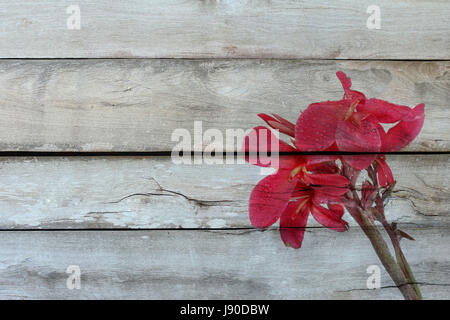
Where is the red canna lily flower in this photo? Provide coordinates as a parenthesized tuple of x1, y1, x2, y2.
(295, 71, 425, 170)
(243, 126, 349, 248)
(282, 192, 348, 248)
(242, 71, 425, 299)
(249, 174, 349, 248)
(242, 71, 424, 249)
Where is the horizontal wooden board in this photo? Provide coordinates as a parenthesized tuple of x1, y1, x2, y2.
(0, 59, 448, 152)
(0, 1, 449, 59)
(0, 155, 447, 229)
(0, 228, 448, 299)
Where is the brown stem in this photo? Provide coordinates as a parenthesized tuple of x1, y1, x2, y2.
(374, 206, 423, 299)
(342, 163, 420, 300)
(358, 208, 419, 300)
(371, 164, 423, 299)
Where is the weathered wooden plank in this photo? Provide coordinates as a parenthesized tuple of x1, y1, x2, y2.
(0, 0, 448, 59)
(0, 155, 447, 229)
(0, 228, 447, 299)
(0, 59, 448, 151)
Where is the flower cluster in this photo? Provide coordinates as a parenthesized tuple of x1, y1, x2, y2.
(243, 71, 424, 248)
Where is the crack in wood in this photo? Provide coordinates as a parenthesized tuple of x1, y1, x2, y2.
(109, 177, 237, 210)
(336, 282, 450, 293)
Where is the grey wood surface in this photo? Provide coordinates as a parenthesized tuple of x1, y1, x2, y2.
(0, 228, 448, 299)
(0, 155, 447, 229)
(0, 1, 448, 59)
(0, 0, 449, 300)
(0, 59, 448, 152)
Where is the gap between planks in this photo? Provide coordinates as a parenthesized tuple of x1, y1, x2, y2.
(0, 151, 449, 157)
(1, 58, 450, 61)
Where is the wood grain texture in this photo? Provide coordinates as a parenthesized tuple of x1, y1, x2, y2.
(1, 0, 449, 301)
(0, 0, 449, 59)
(0, 59, 448, 152)
(0, 228, 448, 299)
(0, 155, 447, 229)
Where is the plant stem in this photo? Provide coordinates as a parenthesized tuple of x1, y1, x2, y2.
(342, 164, 421, 300)
(356, 207, 419, 300)
(375, 209, 423, 299)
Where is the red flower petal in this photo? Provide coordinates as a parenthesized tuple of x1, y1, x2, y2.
(305, 157, 339, 172)
(249, 169, 297, 228)
(336, 71, 352, 91)
(295, 103, 342, 151)
(340, 155, 376, 171)
(336, 120, 381, 152)
(327, 203, 345, 219)
(376, 156, 394, 188)
(336, 71, 366, 102)
(336, 120, 381, 169)
(279, 201, 310, 248)
(306, 173, 349, 187)
(242, 126, 296, 168)
(272, 114, 296, 130)
(358, 98, 412, 123)
(310, 202, 349, 232)
(382, 104, 425, 152)
(312, 186, 349, 203)
(375, 123, 388, 149)
(258, 113, 295, 137)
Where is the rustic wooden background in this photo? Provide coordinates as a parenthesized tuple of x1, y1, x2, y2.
(0, 0, 449, 299)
